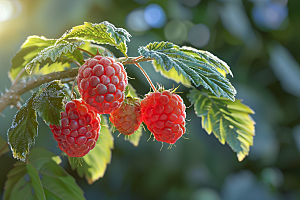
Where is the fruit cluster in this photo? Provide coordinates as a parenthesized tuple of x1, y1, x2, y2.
(50, 55, 186, 157)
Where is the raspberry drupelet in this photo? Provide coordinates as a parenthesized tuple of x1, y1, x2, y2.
(141, 90, 186, 144)
(50, 99, 101, 157)
(77, 55, 128, 114)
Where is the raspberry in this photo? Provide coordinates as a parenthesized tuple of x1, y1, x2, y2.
(110, 97, 142, 135)
(77, 55, 128, 114)
(50, 99, 101, 157)
(141, 90, 186, 144)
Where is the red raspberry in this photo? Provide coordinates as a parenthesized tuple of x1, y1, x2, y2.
(141, 90, 186, 144)
(50, 99, 101, 157)
(77, 55, 128, 114)
(110, 97, 142, 135)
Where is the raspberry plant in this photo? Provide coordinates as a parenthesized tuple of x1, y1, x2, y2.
(0, 21, 255, 199)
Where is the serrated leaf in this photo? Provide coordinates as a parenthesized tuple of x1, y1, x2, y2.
(9, 36, 57, 82)
(187, 88, 255, 161)
(7, 92, 39, 161)
(4, 147, 85, 200)
(139, 41, 236, 101)
(33, 80, 66, 125)
(126, 126, 143, 147)
(25, 40, 85, 74)
(0, 136, 9, 156)
(69, 115, 113, 184)
(59, 21, 131, 56)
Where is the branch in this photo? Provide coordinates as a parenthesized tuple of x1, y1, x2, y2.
(116, 56, 154, 65)
(0, 68, 79, 113)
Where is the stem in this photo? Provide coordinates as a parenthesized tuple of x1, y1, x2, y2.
(116, 57, 154, 65)
(134, 63, 156, 92)
(0, 55, 153, 113)
(0, 68, 79, 113)
(77, 48, 94, 57)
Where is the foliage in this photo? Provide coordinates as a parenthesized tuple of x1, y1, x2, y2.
(1, 20, 256, 199)
(188, 88, 255, 161)
(3, 148, 85, 200)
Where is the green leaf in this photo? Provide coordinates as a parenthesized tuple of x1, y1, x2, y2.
(7, 92, 39, 161)
(33, 80, 66, 125)
(69, 115, 113, 184)
(125, 126, 143, 147)
(58, 21, 131, 56)
(9, 36, 57, 82)
(4, 147, 85, 200)
(0, 136, 9, 156)
(26, 163, 46, 200)
(153, 60, 192, 86)
(139, 42, 236, 101)
(187, 88, 255, 161)
(25, 40, 84, 74)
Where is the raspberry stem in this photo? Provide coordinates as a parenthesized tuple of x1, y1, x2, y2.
(77, 48, 95, 57)
(134, 63, 156, 92)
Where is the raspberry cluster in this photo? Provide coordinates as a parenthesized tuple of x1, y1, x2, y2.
(77, 55, 128, 114)
(141, 90, 186, 144)
(50, 100, 100, 157)
(110, 97, 142, 135)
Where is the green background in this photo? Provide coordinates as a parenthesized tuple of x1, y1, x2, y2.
(1, 0, 300, 199)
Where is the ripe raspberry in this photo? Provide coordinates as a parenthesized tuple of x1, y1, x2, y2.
(141, 90, 186, 144)
(110, 97, 142, 135)
(50, 99, 101, 157)
(77, 55, 128, 114)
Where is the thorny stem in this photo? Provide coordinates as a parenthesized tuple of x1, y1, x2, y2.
(0, 55, 153, 114)
(0, 68, 79, 113)
(134, 63, 156, 92)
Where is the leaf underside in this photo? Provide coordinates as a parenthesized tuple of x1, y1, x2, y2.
(188, 88, 255, 161)
(33, 80, 66, 126)
(139, 41, 236, 101)
(7, 92, 39, 161)
(69, 115, 114, 184)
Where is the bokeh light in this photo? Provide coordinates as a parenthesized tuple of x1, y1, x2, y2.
(188, 24, 210, 48)
(164, 20, 189, 45)
(126, 8, 150, 32)
(252, 2, 288, 30)
(144, 3, 166, 28)
(0, 0, 14, 22)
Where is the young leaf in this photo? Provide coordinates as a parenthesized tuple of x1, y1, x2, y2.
(69, 115, 113, 184)
(0, 136, 9, 156)
(139, 41, 236, 101)
(58, 21, 131, 56)
(187, 88, 255, 161)
(9, 36, 57, 82)
(7, 92, 39, 161)
(25, 40, 85, 74)
(33, 80, 66, 125)
(4, 147, 85, 200)
(126, 126, 143, 147)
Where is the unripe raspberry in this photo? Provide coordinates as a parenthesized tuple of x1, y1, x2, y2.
(77, 55, 128, 114)
(110, 97, 142, 135)
(141, 90, 186, 144)
(50, 99, 100, 157)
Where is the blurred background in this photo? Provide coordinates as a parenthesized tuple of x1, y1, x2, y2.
(1, 0, 300, 199)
